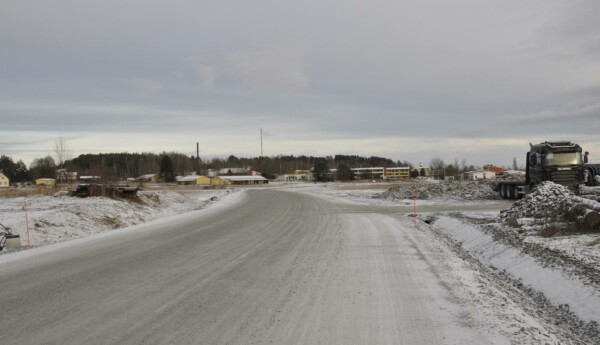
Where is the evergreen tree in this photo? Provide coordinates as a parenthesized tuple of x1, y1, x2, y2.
(313, 159, 329, 182)
(160, 155, 175, 182)
(337, 164, 354, 181)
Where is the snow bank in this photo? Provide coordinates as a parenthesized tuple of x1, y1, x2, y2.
(0, 189, 237, 249)
(378, 180, 499, 201)
(433, 216, 600, 325)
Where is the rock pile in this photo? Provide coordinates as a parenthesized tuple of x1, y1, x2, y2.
(499, 182, 600, 236)
(378, 180, 499, 201)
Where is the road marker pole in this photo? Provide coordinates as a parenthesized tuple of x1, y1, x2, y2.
(24, 195, 31, 248)
(413, 185, 417, 228)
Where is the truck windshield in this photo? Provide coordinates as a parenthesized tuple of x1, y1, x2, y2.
(545, 152, 582, 165)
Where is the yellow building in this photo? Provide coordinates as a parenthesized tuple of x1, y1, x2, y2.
(197, 176, 211, 185)
(36, 178, 57, 187)
(383, 167, 411, 179)
(210, 177, 231, 186)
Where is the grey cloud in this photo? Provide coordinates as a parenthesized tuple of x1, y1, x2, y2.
(2, 0, 600, 165)
(226, 43, 310, 93)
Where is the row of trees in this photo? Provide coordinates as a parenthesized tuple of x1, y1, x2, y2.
(0, 155, 61, 182)
(2, 147, 503, 184)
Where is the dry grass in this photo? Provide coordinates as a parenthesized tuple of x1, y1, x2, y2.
(0, 186, 66, 198)
(539, 224, 563, 238)
(101, 216, 122, 229)
(587, 238, 600, 247)
(505, 216, 520, 228)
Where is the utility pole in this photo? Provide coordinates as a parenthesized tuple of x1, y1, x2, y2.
(260, 128, 263, 157)
(196, 142, 200, 174)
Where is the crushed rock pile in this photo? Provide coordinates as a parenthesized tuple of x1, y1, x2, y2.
(378, 180, 500, 201)
(499, 182, 600, 235)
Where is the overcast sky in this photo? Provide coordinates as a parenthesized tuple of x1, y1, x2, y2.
(1, 0, 599, 168)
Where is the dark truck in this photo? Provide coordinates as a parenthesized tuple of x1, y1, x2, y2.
(497, 141, 589, 199)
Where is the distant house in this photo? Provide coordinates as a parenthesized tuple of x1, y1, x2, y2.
(0, 172, 9, 188)
(56, 169, 78, 183)
(136, 174, 159, 183)
(36, 178, 57, 187)
(277, 170, 314, 182)
(80, 176, 101, 183)
(483, 165, 504, 175)
(176, 175, 215, 186)
(220, 175, 269, 185)
(466, 170, 496, 180)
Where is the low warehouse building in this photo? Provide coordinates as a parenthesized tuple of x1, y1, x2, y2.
(210, 177, 229, 186)
(466, 170, 496, 180)
(176, 175, 212, 186)
(36, 178, 57, 187)
(220, 176, 269, 185)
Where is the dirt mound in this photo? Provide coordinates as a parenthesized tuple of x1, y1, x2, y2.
(499, 182, 600, 236)
(378, 180, 499, 201)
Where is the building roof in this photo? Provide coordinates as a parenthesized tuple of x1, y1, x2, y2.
(138, 174, 157, 178)
(176, 175, 204, 182)
(220, 176, 267, 181)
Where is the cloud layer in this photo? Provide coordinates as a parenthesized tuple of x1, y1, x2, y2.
(1, 0, 599, 166)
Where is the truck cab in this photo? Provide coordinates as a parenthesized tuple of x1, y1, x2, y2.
(526, 141, 586, 193)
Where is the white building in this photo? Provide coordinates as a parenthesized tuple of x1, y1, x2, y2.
(277, 170, 314, 182)
(466, 170, 496, 180)
(0, 172, 9, 188)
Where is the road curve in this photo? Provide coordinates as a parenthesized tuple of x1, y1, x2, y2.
(1, 189, 464, 344)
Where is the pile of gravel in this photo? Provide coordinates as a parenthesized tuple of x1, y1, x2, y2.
(378, 180, 500, 201)
(499, 182, 600, 236)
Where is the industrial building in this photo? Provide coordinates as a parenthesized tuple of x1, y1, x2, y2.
(220, 176, 269, 185)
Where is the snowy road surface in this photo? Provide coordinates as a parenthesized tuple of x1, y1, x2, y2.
(0, 190, 565, 344)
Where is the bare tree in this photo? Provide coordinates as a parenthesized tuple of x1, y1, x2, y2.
(461, 158, 468, 173)
(55, 135, 71, 169)
(512, 157, 518, 170)
(429, 157, 445, 179)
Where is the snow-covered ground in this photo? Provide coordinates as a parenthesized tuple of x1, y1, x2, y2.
(286, 181, 600, 343)
(2, 181, 599, 342)
(0, 188, 237, 249)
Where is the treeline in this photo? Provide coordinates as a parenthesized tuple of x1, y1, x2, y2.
(0, 152, 411, 183)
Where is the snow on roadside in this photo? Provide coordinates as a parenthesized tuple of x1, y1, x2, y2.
(379, 180, 500, 201)
(0, 189, 236, 249)
(393, 216, 567, 344)
(433, 216, 600, 328)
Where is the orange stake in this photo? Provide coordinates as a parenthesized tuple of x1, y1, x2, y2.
(24, 195, 31, 248)
(413, 185, 417, 228)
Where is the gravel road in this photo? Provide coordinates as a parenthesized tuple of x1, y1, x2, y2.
(0, 190, 557, 344)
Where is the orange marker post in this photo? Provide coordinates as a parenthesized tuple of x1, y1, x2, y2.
(24, 195, 31, 248)
(413, 185, 417, 228)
